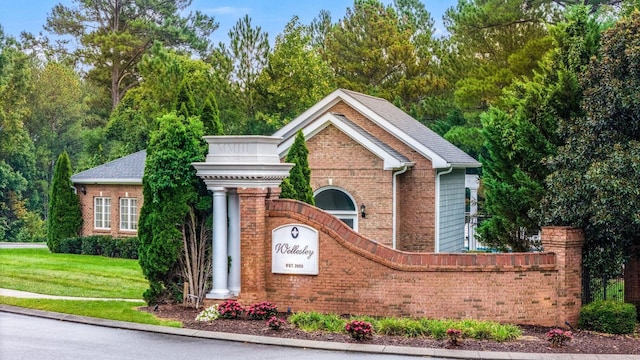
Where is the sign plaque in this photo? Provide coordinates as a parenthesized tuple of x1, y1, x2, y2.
(272, 224, 319, 275)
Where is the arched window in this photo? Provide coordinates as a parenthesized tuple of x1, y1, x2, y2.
(314, 187, 358, 230)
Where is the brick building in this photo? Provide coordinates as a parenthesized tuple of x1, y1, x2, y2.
(71, 89, 480, 252)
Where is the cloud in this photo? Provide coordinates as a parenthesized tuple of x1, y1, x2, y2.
(202, 7, 250, 16)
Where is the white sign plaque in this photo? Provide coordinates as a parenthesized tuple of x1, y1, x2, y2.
(272, 224, 319, 275)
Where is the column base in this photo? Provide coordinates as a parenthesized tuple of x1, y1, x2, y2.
(205, 290, 234, 300)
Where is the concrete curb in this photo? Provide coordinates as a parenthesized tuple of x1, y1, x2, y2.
(1, 305, 638, 360)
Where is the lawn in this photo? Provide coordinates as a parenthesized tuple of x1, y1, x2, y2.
(0, 297, 181, 327)
(0, 248, 147, 299)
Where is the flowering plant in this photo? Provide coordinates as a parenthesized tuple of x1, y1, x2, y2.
(266, 316, 286, 330)
(345, 320, 373, 341)
(217, 300, 245, 319)
(446, 328, 462, 347)
(546, 328, 573, 347)
(195, 305, 219, 321)
(247, 301, 278, 320)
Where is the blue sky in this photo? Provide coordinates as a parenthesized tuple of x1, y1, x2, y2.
(0, 1, 457, 45)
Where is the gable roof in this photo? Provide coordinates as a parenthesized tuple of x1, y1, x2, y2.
(273, 89, 481, 169)
(71, 150, 146, 184)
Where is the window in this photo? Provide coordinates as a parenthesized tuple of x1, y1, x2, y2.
(94, 197, 111, 229)
(120, 198, 138, 231)
(314, 187, 358, 230)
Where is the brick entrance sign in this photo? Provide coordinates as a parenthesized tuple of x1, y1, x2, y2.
(232, 199, 584, 327)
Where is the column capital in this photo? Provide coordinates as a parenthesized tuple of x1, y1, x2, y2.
(209, 186, 227, 193)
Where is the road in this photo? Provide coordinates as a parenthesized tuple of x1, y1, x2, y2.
(0, 312, 447, 360)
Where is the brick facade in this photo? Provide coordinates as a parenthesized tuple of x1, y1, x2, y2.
(233, 199, 584, 327)
(76, 184, 143, 237)
(625, 257, 640, 307)
(302, 101, 437, 251)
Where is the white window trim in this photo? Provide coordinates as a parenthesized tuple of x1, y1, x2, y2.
(313, 186, 359, 231)
(94, 197, 111, 230)
(119, 198, 138, 231)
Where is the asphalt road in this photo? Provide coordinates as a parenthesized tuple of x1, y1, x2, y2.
(0, 313, 445, 360)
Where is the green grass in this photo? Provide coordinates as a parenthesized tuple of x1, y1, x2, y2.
(0, 296, 181, 327)
(0, 248, 146, 299)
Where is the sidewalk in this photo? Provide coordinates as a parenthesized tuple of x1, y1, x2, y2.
(1, 298, 638, 360)
(0, 288, 141, 302)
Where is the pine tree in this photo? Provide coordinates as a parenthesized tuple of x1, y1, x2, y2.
(280, 130, 314, 205)
(47, 151, 82, 253)
(201, 94, 224, 135)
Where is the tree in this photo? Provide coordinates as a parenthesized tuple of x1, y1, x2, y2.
(47, 151, 82, 252)
(0, 29, 40, 241)
(542, 10, 640, 273)
(201, 94, 224, 136)
(254, 16, 334, 132)
(324, 0, 441, 112)
(478, 5, 603, 251)
(138, 113, 210, 304)
(45, 0, 217, 109)
(280, 131, 314, 205)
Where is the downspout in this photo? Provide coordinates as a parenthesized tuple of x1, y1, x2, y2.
(392, 165, 409, 249)
(434, 166, 453, 253)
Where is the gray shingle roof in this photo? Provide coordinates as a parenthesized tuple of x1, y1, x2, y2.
(71, 150, 146, 184)
(340, 89, 480, 167)
(332, 113, 411, 164)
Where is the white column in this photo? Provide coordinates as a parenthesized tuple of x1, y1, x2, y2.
(227, 189, 241, 295)
(207, 187, 231, 298)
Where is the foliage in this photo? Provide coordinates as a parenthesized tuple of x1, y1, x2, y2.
(195, 305, 220, 322)
(267, 316, 286, 330)
(255, 16, 333, 129)
(280, 130, 314, 205)
(546, 328, 573, 347)
(479, 5, 603, 251)
(0, 297, 181, 328)
(217, 300, 245, 319)
(45, 0, 217, 109)
(246, 301, 278, 320)
(0, 248, 146, 299)
(137, 113, 209, 304)
(59, 236, 139, 259)
(541, 10, 640, 271)
(446, 328, 462, 347)
(47, 151, 82, 253)
(0, 31, 39, 242)
(345, 320, 373, 341)
(579, 300, 637, 334)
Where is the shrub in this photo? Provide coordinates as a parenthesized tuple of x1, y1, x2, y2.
(267, 316, 286, 330)
(117, 237, 139, 259)
(345, 320, 373, 341)
(247, 301, 277, 320)
(446, 328, 462, 347)
(546, 328, 572, 347)
(59, 237, 83, 254)
(195, 305, 219, 321)
(579, 300, 637, 334)
(81, 236, 105, 255)
(218, 300, 245, 319)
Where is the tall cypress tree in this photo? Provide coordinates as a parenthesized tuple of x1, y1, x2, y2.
(280, 130, 314, 205)
(201, 94, 224, 135)
(47, 151, 82, 253)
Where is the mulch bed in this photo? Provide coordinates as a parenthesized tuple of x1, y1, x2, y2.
(142, 304, 640, 355)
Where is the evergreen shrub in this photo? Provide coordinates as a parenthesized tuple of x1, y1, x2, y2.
(579, 300, 637, 334)
(59, 237, 83, 254)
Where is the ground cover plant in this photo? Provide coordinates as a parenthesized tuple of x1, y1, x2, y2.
(0, 248, 146, 299)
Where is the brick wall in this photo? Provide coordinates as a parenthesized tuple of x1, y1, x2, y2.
(302, 101, 437, 251)
(625, 257, 640, 306)
(235, 198, 584, 327)
(75, 183, 143, 237)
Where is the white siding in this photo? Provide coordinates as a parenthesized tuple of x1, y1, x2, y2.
(439, 169, 466, 252)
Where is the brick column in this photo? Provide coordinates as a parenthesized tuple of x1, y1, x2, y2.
(237, 187, 271, 304)
(541, 226, 584, 328)
(625, 257, 640, 308)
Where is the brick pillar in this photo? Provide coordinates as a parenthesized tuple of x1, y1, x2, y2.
(237, 187, 271, 304)
(625, 257, 640, 307)
(541, 226, 584, 328)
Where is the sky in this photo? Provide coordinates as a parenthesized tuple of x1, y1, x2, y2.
(0, 0, 457, 45)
